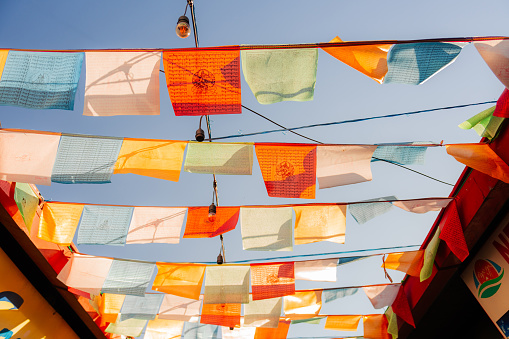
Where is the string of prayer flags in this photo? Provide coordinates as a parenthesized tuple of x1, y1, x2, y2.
(203, 265, 250, 304)
(145, 319, 185, 339)
(420, 228, 441, 281)
(322, 287, 359, 303)
(283, 291, 322, 315)
(474, 39, 509, 89)
(322, 37, 392, 83)
(99, 293, 125, 325)
(105, 318, 148, 337)
(77, 205, 134, 245)
(383, 42, 465, 85)
(391, 198, 452, 213)
(383, 251, 424, 277)
(363, 314, 390, 339)
(244, 296, 283, 328)
(241, 48, 318, 104)
(294, 258, 338, 282)
(0, 49, 8, 77)
(119, 294, 165, 321)
(182, 322, 221, 339)
(385, 307, 399, 339)
(372, 144, 428, 165)
(184, 142, 253, 175)
(157, 294, 202, 322)
(362, 284, 401, 309)
(241, 207, 293, 251)
(293, 205, 346, 245)
(349, 196, 397, 224)
(250, 262, 295, 300)
(0, 130, 61, 185)
(113, 138, 187, 182)
(222, 320, 257, 339)
(101, 259, 156, 296)
(126, 207, 186, 244)
(14, 183, 39, 230)
(200, 303, 241, 328)
(391, 287, 415, 327)
(152, 263, 206, 300)
(494, 88, 509, 118)
(445, 143, 509, 183)
(324, 315, 362, 332)
(0, 51, 83, 110)
(163, 49, 241, 116)
(51, 134, 123, 184)
(84, 51, 161, 116)
(184, 206, 239, 238)
(38, 202, 84, 244)
(438, 200, 469, 261)
(254, 319, 291, 339)
(255, 144, 316, 199)
(57, 253, 113, 295)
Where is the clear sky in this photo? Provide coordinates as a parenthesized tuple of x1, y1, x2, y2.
(1, 0, 508, 337)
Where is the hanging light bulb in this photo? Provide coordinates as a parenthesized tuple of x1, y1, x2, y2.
(195, 127, 205, 141)
(176, 16, 191, 38)
(217, 253, 223, 265)
(208, 203, 217, 222)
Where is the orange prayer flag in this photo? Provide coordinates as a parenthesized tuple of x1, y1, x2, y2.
(152, 263, 206, 300)
(446, 144, 509, 183)
(283, 291, 322, 315)
(363, 314, 390, 339)
(324, 315, 362, 331)
(251, 262, 295, 300)
(383, 251, 424, 277)
(184, 206, 239, 238)
(0, 50, 8, 78)
(163, 48, 241, 116)
(254, 319, 291, 339)
(38, 202, 84, 245)
(293, 204, 346, 245)
(99, 293, 125, 325)
(200, 303, 241, 328)
(255, 144, 317, 199)
(322, 37, 392, 83)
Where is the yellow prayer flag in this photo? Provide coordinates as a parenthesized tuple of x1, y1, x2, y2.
(99, 293, 126, 325)
(383, 251, 424, 277)
(324, 315, 362, 331)
(283, 290, 322, 315)
(38, 202, 84, 245)
(0, 50, 8, 79)
(293, 205, 346, 245)
(152, 263, 206, 300)
(145, 319, 184, 339)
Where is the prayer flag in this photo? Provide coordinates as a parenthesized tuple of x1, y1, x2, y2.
(383, 251, 424, 277)
(105, 318, 148, 337)
(322, 287, 359, 303)
(349, 196, 397, 224)
(321, 37, 391, 83)
(0, 130, 61, 185)
(290, 317, 324, 325)
(459, 106, 504, 140)
(38, 202, 84, 245)
(421, 228, 441, 282)
(392, 198, 452, 214)
(152, 263, 206, 300)
(102, 259, 156, 296)
(325, 315, 362, 331)
(294, 258, 338, 282)
(391, 287, 414, 327)
(255, 144, 316, 199)
(57, 253, 113, 295)
(439, 200, 469, 261)
(250, 262, 295, 300)
(283, 291, 322, 315)
(203, 265, 250, 304)
(200, 303, 241, 328)
(446, 143, 509, 183)
(163, 48, 241, 116)
(254, 319, 291, 339)
(119, 294, 165, 321)
(363, 314, 390, 339)
(317, 145, 377, 189)
(158, 294, 202, 322)
(222, 319, 256, 339)
(363, 284, 401, 309)
(474, 39, 509, 89)
(184, 206, 239, 238)
(99, 293, 125, 324)
(0, 50, 8, 78)
(293, 205, 346, 245)
(184, 142, 253, 175)
(386, 307, 398, 339)
(242, 48, 318, 104)
(145, 319, 185, 339)
(372, 144, 428, 165)
(244, 296, 282, 328)
(113, 138, 187, 182)
(241, 207, 293, 251)
(14, 183, 39, 230)
(0, 51, 83, 110)
(77, 205, 134, 245)
(126, 207, 186, 244)
(494, 88, 509, 118)
(384, 42, 464, 85)
(182, 322, 221, 339)
(51, 134, 123, 184)
(84, 51, 161, 116)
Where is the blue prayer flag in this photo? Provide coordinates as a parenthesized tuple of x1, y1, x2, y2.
(77, 205, 134, 245)
(102, 260, 156, 296)
(119, 294, 164, 321)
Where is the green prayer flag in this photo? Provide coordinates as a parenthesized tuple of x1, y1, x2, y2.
(105, 317, 147, 337)
(184, 142, 253, 175)
(291, 316, 324, 325)
(420, 228, 441, 282)
(386, 307, 398, 339)
(14, 183, 39, 230)
(458, 106, 504, 140)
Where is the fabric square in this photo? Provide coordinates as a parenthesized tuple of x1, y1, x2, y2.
(293, 205, 346, 245)
(105, 318, 148, 337)
(0, 130, 61, 185)
(384, 42, 465, 84)
(84, 51, 161, 116)
(14, 183, 39, 230)
(349, 196, 397, 224)
(459, 106, 504, 140)
(38, 202, 84, 245)
(325, 315, 362, 331)
(158, 294, 202, 322)
(99, 293, 125, 324)
(126, 207, 186, 244)
(391, 287, 415, 327)
(102, 259, 156, 296)
(0, 51, 83, 110)
(200, 303, 241, 328)
(145, 319, 185, 339)
(494, 88, 509, 118)
(392, 198, 452, 214)
(255, 144, 316, 199)
(184, 142, 253, 175)
(363, 284, 401, 309)
(152, 263, 206, 300)
(290, 317, 324, 325)
(383, 251, 424, 277)
(253, 319, 291, 339)
(163, 48, 241, 116)
(251, 262, 295, 301)
(283, 291, 322, 315)
(386, 307, 399, 339)
(474, 39, 509, 89)
(294, 258, 338, 282)
(363, 314, 390, 339)
(241, 207, 293, 251)
(184, 206, 239, 238)
(182, 322, 221, 339)
(322, 287, 359, 303)
(113, 138, 187, 182)
(372, 144, 428, 165)
(439, 200, 469, 261)
(244, 296, 282, 328)
(421, 227, 441, 282)
(51, 134, 123, 184)
(119, 294, 165, 321)
(203, 265, 250, 304)
(242, 48, 318, 104)
(77, 205, 134, 245)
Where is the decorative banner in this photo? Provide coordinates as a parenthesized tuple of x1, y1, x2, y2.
(363, 314, 390, 339)
(163, 49, 241, 116)
(250, 262, 295, 300)
(105, 318, 148, 337)
(494, 88, 509, 118)
(184, 206, 239, 238)
(349, 196, 397, 224)
(255, 144, 316, 199)
(0, 130, 61, 185)
(283, 290, 322, 315)
(474, 39, 509, 89)
(101, 259, 156, 296)
(0, 51, 83, 110)
(119, 293, 165, 321)
(203, 265, 250, 304)
(244, 296, 282, 328)
(241, 207, 293, 251)
(0, 49, 8, 77)
(392, 198, 452, 213)
(438, 200, 469, 261)
(51, 134, 124, 184)
(290, 316, 324, 325)
(152, 263, 206, 300)
(184, 142, 253, 175)
(77, 205, 134, 245)
(384, 42, 465, 85)
(362, 284, 400, 309)
(182, 322, 221, 339)
(293, 205, 346, 245)
(113, 138, 187, 182)
(421, 228, 441, 282)
(386, 307, 399, 339)
(200, 303, 241, 328)
(322, 287, 359, 303)
(157, 294, 202, 322)
(459, 106, 504, 140)
(84, 51, 161, 116)
(391, 287, 415, 327)
(253, 319, 291, 339)
(383, 251, 424, 277)
(321, 37, 391, 83)
(294, 258, 338, 282)
(145, 319, 185, 339)
(324, 315, 362, 331)
(38, 202, 84, 245)
(99, 293, 125, 324)
(13, 183, 39, 230)
(241, 48, 318, 104)
(316, 145, 377, 189)
(126, 207, 187, 244)
(372, 144, 428, 165)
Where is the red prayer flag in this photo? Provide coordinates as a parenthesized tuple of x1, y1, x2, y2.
(439, 200, 469, 261)
(494, 88, 509, 118)
(391, 287, 415, 327)
(251, 262, 295, 300)
(200, 303, 241, 328)
(184, 206, 239, 238)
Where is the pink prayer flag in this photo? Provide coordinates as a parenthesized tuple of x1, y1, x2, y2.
(362, 284, 401, 309)
(126, 207, 186, 244)
(474, 39, 509, 89)
(158, 294, 202, 322)
(294, 258, 337, 282)
(392, 198, 452, 213)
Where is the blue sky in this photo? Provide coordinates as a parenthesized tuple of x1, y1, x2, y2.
(1, 0, 509, 337)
